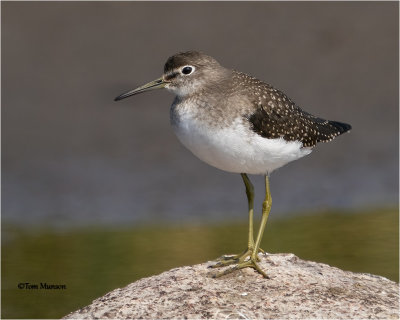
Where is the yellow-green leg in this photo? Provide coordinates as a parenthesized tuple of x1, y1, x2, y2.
(211, 174, 272, 278)
(216, 173, 264, 262)
(243, 173, 255, 250)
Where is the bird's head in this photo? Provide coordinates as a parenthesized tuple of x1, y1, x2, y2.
(114, 51, 227, 101)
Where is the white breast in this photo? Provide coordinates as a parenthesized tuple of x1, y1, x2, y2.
(171, 107, 312, 175)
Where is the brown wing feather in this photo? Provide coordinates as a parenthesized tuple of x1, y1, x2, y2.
(232, 72, 351, 147)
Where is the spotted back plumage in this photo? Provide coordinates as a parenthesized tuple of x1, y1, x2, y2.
(231, 72, 351, 147)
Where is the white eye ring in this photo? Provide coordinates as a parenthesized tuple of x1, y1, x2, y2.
(181, 65, 195, 75)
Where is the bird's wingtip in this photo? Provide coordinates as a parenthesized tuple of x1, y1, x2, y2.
(329, 120, 352, 134)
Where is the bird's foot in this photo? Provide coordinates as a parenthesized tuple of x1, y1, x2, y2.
(216, 246, 265, 264)
(210, 253, 269, 279)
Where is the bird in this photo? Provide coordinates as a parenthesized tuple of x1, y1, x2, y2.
(114, 51, 351, 278)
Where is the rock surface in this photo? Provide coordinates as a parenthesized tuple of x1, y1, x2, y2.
(63, 253, 399, 319)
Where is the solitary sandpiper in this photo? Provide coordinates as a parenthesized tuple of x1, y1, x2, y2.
(115, 51, 351, 278)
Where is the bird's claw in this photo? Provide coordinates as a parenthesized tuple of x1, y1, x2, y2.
(210, 247, 268, 278)
(211, 254, 269, 279)
(215, 247, 265, 264)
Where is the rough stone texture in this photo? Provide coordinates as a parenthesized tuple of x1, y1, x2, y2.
(63, 253, 399, 319)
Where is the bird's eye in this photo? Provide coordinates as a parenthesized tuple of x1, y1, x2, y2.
(181, 66, 194, 75)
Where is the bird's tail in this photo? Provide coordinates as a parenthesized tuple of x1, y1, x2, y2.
(327, 120, 352, 136)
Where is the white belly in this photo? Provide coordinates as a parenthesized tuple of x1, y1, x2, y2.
(171, 114, 312, 175)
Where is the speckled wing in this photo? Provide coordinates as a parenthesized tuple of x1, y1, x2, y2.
(235, 72, 351, 147)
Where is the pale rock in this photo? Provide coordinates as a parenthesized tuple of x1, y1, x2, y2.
(63, 253, 399, 319)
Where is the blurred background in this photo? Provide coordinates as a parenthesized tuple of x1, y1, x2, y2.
(2, 1, 398, 318)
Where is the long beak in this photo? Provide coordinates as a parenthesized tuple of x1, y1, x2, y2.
(114, 77, 166, 101)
